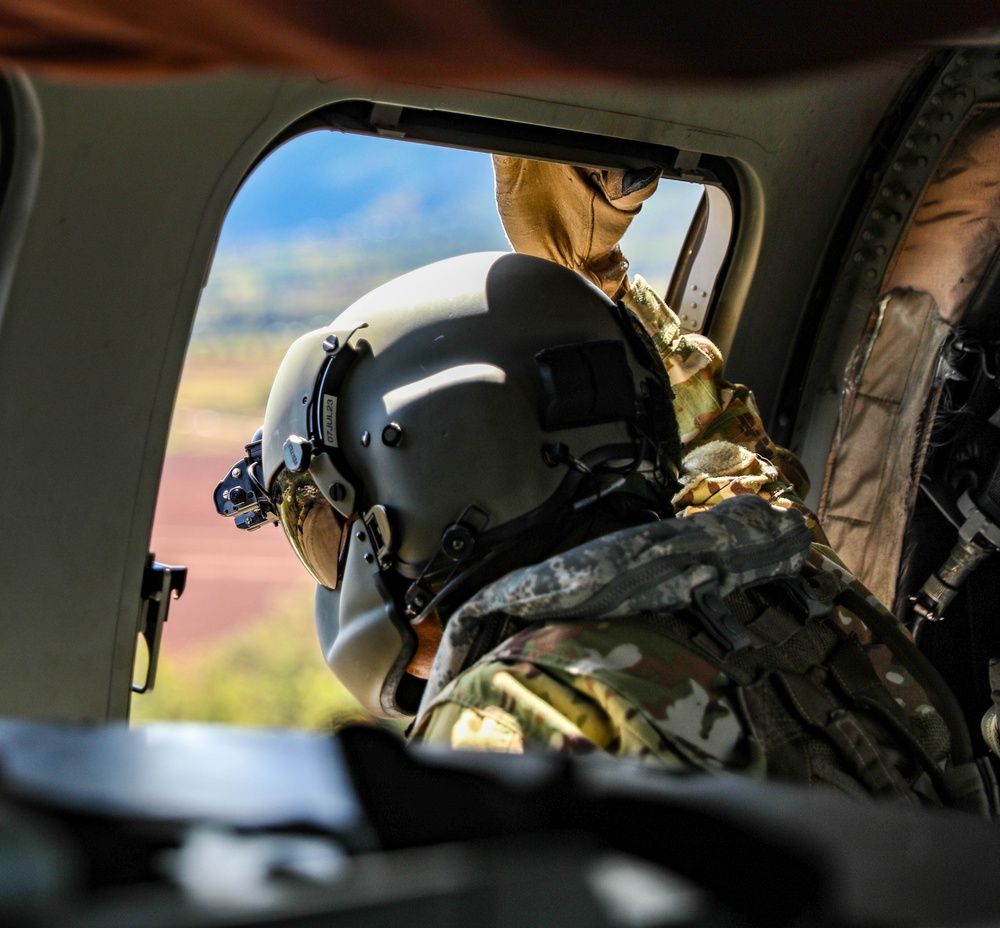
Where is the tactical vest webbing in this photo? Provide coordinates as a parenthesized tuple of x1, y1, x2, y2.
(651, 572, 997, 815)
(416, 495, 998, 815)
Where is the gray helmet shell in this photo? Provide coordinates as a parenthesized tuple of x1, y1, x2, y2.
(262, 251, 666, 716)
(330, 251, 644, 570)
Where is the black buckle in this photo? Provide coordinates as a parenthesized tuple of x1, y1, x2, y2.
(691, 582, 752, 652)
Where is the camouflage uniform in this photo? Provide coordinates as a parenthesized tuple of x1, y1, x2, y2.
(411, 492, 959, 798)
(411, 287, 963, 804)
(621, 277, 822, 542)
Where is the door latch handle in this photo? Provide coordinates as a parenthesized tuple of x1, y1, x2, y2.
(132, 553, 187, 694)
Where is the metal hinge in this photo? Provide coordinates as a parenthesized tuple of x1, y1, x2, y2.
(132, 553, 187, 694)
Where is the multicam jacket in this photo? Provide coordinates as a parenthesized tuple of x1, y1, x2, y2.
(410, 285, 987, 807)
(621, 276, 818, 535)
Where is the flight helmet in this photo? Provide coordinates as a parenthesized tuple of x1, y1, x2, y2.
(216, 252, 680, 716)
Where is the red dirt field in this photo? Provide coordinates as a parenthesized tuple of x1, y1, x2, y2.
(150, 453, 314, 659)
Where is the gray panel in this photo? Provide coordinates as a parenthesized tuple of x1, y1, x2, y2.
(0, 74, 300, 719)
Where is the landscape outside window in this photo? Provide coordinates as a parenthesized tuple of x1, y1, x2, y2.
(132, 131, 704, 729)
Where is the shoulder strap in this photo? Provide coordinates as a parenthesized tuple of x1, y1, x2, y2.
(833, 587, 974, 764)
(832, 587, 1000, 816)
(652, 576, 999, 813)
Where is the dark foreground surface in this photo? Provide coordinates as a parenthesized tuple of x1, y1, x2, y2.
(2, 720, 1000, 928)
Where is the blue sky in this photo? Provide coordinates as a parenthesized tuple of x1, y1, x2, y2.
(219, 131, 508, 249)
(198, 131, 703, 337)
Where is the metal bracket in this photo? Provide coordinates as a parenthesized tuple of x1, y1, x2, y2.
(132, 554, 188, 694)
(363, 505, 395, 570)
(369, 103, 406, 139)
(912, 491, 1000, 622)
(214, 436, 278, 532)
(958, 490, 1000, 548)
(665, 184, 733, 333)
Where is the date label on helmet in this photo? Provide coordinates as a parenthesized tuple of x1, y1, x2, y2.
(323, 395, 338, 447)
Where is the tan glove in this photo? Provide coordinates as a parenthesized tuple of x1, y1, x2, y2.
(493, 156, 660, 301)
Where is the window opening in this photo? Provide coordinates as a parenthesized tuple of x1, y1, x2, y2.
(135, 127, 714, 729)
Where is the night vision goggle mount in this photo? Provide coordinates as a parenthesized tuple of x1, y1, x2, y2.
(213, 433, 278, 532)
(213, 327, 366, 534)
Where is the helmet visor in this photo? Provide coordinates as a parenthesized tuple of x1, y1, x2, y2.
(273, 468, 351, 590)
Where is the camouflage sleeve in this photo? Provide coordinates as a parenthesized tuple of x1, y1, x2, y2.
(413, 691, 527, 753)
(621, 276, 830, 546)
(413, 659, 606, 754)
(411, 622, 753, 774)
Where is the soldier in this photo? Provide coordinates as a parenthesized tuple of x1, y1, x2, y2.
(217, 248, 994, 812)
